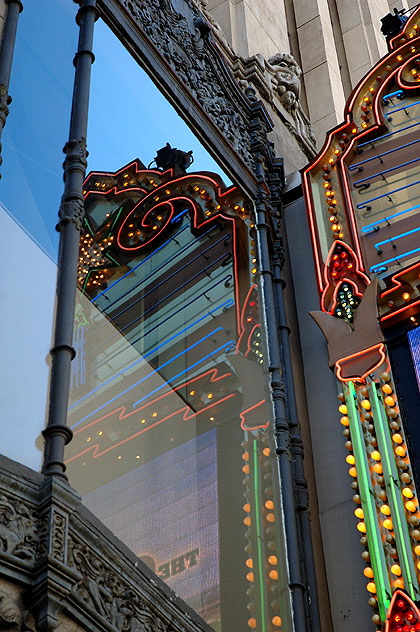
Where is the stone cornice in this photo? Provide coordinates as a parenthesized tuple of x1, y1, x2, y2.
(0, 455, 212, 632)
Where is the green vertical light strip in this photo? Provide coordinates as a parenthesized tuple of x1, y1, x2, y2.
(368, 382, 419, 601)
(346, 382, 391, 620)
(252, 440, 268, 632)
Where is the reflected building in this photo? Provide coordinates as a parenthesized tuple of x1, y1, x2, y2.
(65, 155, 290, 630)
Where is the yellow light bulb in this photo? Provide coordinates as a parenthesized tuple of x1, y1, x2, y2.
(403, 488, 414, 499)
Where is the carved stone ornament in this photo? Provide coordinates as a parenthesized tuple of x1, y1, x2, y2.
(186, 0, 316, 158)
(0, 586, 37, 632)
(116, 0, 253, 169)
(68, 536, 176, 632)
(0, 493, 38, 563)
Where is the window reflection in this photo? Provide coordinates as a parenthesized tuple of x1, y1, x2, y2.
(66, 155, 291, 631)
(0, 0, 77, 469)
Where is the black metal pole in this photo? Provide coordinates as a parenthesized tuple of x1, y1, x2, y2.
(0, 0, 23, 167)
(272, 246, 322, 632)
(42, 0, 97, 478)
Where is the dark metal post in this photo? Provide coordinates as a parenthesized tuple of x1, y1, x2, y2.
(43, 0, 98, 478)
(248, 91, 308, 632)
(272, 245, 322, 632)
(0, 0, 23, 167)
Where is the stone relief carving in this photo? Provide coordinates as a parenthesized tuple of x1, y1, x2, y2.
(118, 0, 253, 168)
(0, 588, 36, 631)
(185, 0, 317, 157)
(0, 494, 37, 562)
(68, 537, 175, 632)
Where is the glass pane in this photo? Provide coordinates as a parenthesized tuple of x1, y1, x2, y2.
(0, 0, 77, 469)
(65, 19, 291, 632)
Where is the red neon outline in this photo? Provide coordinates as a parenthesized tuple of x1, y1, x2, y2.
(236, 284, 259, 354)
(380, 297, 420, 322)
(302, 20, 420, 299)
(335, 343, 387, 382)
(83, 167, 245, 332)
(66, 368, 236, 462)
(384, 589, 420, 632)
(321, 240, 369, 312)
(380, 261, 420, 298)
(239, 400, 269, 431)
(117, 200, 176, 251)
(66, 393, 236, 463)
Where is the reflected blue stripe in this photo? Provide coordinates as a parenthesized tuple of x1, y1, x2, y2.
(70, 328, 228, 428)
(69, 300, 234, 411)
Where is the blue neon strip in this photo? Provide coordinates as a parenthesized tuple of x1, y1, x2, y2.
(132, 340, 236, 408)
(362, 203, 420, 233)
(356, 179, 420, 209)
(375, 226, 420, 248)
(70, 336, 235, 428)
(90, 261, 233, 354)
(386, 99, 420, 115)
(353, 156, 420, 185)
(370, 246, 420, 273)
(382, 90, 404, 102)
(92, 216, 222, 305)
(69, 299, 234, 410)
(357, 120, 420, 150)
(170, 209, 189, 223)
(349, 138, 420, 171)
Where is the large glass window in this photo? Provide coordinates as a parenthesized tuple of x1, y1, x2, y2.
(64, 19, 291, 632)
(0, 0, 77, 469)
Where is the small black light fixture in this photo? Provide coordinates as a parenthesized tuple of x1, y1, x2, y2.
(381, 8, 408, 41)
(153, 143, 194, 174)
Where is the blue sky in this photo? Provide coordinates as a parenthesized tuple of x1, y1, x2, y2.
(1, 2, 226, 261)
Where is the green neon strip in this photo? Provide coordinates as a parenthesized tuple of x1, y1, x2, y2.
(368, 382, 419, 600)
(107, 206, 123, 237)
(107, 253, 120, 266)
(346, 382, 391, 620)
(253, 441, 268, 632)
(84, 216, 95, 235)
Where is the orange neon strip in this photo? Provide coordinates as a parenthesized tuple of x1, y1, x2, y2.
(380, 297, 420, 322)
(335, 343, 387, 382)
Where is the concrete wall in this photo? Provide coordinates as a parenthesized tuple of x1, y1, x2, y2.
(206, 0, 290, 59)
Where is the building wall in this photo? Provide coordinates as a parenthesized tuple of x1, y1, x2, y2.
(206, 0, 419, 145)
